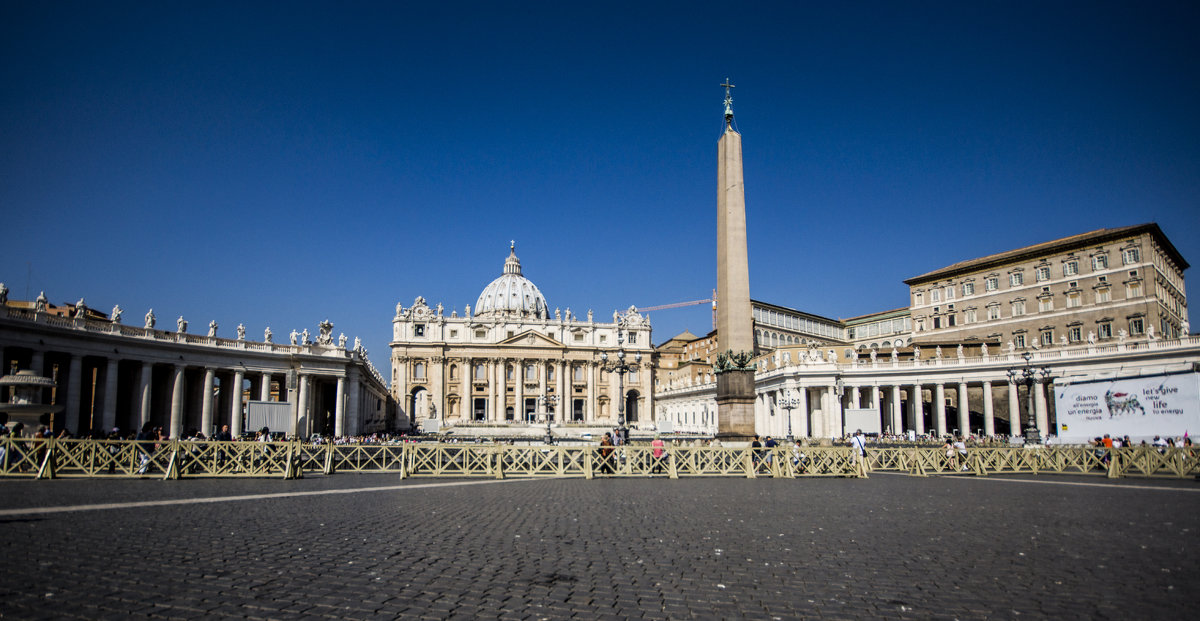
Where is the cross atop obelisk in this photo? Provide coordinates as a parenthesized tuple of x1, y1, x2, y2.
(714, 78, 755, 439)
(721, 78, 735, 125)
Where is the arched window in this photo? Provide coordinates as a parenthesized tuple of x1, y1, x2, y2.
(449, 364, 458, 380)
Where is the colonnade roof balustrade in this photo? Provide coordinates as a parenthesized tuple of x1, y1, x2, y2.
(1, 306, 387, 387)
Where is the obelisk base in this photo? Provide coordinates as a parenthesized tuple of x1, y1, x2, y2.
(716, 369, 757, 440)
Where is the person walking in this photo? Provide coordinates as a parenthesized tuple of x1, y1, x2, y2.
(851, 429, 869, 477)
(651, 434, 666, 474)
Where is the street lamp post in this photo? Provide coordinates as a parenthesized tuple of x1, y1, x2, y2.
(1006, 351, 1051, 445)
(600, 332, 642, 431)
(537, 394, 558, 444)
(777, 390, 803, 443)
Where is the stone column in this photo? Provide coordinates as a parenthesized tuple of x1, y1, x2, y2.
(890, 385, 903, 434)
(346, 368, 361, 436)
(65, 354, 83, 433)
(957, 381, 969, 437)
(29, 350, 45, 375)
(230, 369, 244, 436)
(795, 386, 809, 438)
(101, 357, 119, 432)
(982, 380, 995, 437)
(1034, 378, 1049, 438)
(200, 367, 216, 436)
(260, 373, 272, 401)
(909, 385, 924, 436)
(488, 359, 499, 422)
(851, 386, 861, 409)
(1007, 379, 1021, 437)
(514, 359, 525, 422)
(555, 361, 566, 421)
(296, 373, 309, 437)
(934, 383, 947, 437)
(169, 365, 185, 439)
(138, 362, 153, 429)
(334, 375, 346, 437)
(587, 361, 597, 422)
(870, 386, 881, 416)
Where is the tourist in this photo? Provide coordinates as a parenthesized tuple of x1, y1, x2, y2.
(651, 434, 665, 473)
(599, 432, 614, 474)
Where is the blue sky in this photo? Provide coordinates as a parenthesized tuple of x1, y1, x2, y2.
(2, 1, 1197, 374)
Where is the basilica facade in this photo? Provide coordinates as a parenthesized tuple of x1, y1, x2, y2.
(389, 244, 655, 433)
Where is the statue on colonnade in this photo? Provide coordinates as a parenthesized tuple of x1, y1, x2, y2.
(144, 308, 155, 329)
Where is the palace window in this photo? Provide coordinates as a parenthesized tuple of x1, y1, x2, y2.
(962, 282, 975, 296)
(627, 332, 638, 344)
(985, 276, 999, 291)
(1010, 272, 1024, 287)
(1096, 287, 1111, 303)
(1093, 254, 1108, 270)
(1066, 292, 1082, 308)
(1012, 300, 1026, 316)
(965, 309, 977, 324)
(987, 304, 1001, 320)
(1126, 282, 1143, 298)
(1040, 330, 1054, 346)
(1014, 334, 1027, 348)
(1036, 266, 1051, 282)
(1122, 248, 1140, 264)
(1098, 322, 1112, 339)
(1039, 297, 1053, 313)
(944, 286, 954, 300)
(1064, 261, 1078, 276)
(1129, 317, 1145, 335)
(931, 289, 941, 303)
(915, 292, 924, 305)
(1068, 325, 1082, 342)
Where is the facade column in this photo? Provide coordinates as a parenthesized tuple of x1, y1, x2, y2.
(169, 364, 185, 439)
(982, 380, 995, 437)
(587, 361, 597, 422)
(138, 362, 153, 429)
(514, 359, 525, 422)
(934, 383, 947, 437)
(296, 373, 309, 437)
(230, 369, 244, 436)
(334, 375, 346, 437)
(65, 354, 83, 433)
(555, 361, 566, 421)
(1034, 378, 1049, 439)
(101, 357, 119, 432)
(200, 367, 216, 436)
(870, 386, 880, 413)
(957, 381, 969, 437)
(1007, 379, 1021, 437)
(851, 386, 861, 409)
(890, 385, 902, 434)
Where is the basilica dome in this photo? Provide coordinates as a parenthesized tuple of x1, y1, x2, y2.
(474, 243, 548, 319)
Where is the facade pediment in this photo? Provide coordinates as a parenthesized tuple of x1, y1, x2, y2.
(498, 330, 565, 348)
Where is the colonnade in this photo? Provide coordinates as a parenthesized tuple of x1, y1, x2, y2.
(754, 376, 1051, 439)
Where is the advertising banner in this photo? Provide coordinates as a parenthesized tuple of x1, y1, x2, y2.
(1055, 372, 1200, 443)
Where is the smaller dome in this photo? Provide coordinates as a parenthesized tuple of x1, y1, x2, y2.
(474, 243, 548, 319)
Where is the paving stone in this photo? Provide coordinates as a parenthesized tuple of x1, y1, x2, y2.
(0, 475, 1197, 619)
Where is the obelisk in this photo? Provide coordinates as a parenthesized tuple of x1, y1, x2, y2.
(714, 79, 756, 439)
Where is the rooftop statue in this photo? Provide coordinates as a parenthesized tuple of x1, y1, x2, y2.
(144, 308, 155, 329)
(111, 305, 123, 324)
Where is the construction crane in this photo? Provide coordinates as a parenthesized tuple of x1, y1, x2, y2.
(636, 291, 717, 329)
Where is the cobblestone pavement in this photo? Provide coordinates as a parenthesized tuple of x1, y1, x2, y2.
(0, 473, 1197, 619)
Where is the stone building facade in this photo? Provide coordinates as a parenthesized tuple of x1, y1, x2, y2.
(905, 224, 1189, 349)
(389, 245, 655, 432)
